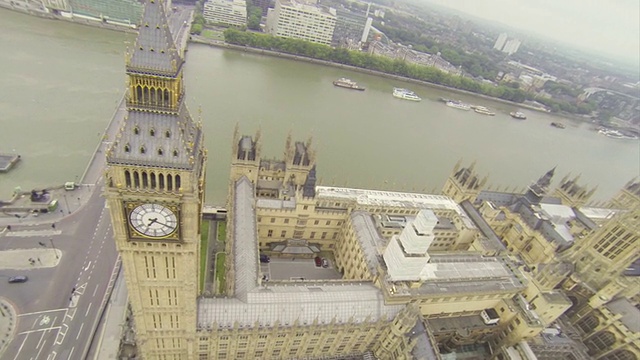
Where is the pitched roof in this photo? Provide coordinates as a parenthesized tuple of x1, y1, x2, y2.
(127, 0, 183, 76)
(107, 102, 203, 170)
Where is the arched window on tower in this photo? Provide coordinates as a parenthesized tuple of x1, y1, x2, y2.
(150, 87, 156, 106)
(167, 174, 173, 191)
(134, 171, 140, 188)
(159, 173, 165, 190)
(136, 86, 143, 103)
(142, 172, 148, 188)
(140, 146, 146, 154)
(173, 149, 179, 157)
(125, 170, 131, 188)
(164, 89, 170, 107)
(134, 127, 140, 135)
(124, 144, 130, 153)
(150, 172, 156, 189)
(150, 128, 155, 137)
(165, 130, 171, 138)
(143, 87, 149, 104)
(175, 175, 181, 190)
(158, 148, 163, 156)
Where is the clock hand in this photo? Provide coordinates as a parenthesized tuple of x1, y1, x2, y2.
(148, 218, 175, 230)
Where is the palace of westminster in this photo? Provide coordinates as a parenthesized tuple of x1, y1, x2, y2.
(102, 0, 640, 359)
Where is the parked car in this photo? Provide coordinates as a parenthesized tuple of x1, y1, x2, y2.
(259, 254, 270, 263)
(314, 256, 322, 267)
(321, 258, 329, 268)
(8, 275, 28, 283)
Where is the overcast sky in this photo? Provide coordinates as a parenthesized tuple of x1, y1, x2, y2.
(423, 0, 640, 65)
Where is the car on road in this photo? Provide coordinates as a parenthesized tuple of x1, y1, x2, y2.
(321, 259, 329, 268)
(8, 275, 28, 283)
(314, 256, 322, 267)
(260, 254, 270, 263)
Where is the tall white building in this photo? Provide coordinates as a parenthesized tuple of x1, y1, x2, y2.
(266, 0, 336, 45)
(494, 33, 521, 55)
(493, 33, 508, 51)
(502, 38, 521, 55)
(203, 0, 247, 27)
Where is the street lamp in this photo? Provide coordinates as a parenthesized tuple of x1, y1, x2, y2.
(63, 194, 71, 214)
(49, 238, 59, 259)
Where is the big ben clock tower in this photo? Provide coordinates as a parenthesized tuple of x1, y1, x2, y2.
(103, 0, 206, 358)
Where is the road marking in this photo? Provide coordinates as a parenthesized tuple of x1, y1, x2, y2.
(85, 303, 92, 316)
(34, 335, 48, 360)
(84, 261, 92, 271)
(19, 308, 67, 317)
(12, 334, 28, 360)
(36, 329, 46, 348)
(40, 315, 51, 326)
(18, 326, 61, 336)
(47, 351, 57, 360)
(66, 347, 74, 360)
(93, 284, 99, 297)
(76, 323, 84, 340)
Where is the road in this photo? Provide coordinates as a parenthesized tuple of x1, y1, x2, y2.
(1, 184, 119, 360)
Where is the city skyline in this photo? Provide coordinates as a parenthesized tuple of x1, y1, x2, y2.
(423, 0, 640, 66)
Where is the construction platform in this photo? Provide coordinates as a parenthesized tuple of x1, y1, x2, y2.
(0, 153, 21, 172)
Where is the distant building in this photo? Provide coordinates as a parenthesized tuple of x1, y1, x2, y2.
(331, 8, 372, 47)
(503, 38, 521, 55)
(67, 0, 143, 24)
(494, 33, 521, 55)
(266, 0, 336, 45)
(494, 33, 508, 51)
(368, 41, 462, 75)
(203, 0, 247, 27)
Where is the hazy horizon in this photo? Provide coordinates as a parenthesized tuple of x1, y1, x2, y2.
(422, 0, 640, 68)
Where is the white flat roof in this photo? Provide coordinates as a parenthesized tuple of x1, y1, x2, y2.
(316, 186, 476, 229)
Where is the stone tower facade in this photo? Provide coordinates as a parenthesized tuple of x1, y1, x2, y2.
(441, 160, 487, 203)
(103, 0, 206, 358)
(553, 173, 597, 208)
(608, 178, 640, 210)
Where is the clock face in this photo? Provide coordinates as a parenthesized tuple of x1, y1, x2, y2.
(129, 203, 178, 238)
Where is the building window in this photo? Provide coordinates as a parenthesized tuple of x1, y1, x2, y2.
(173, 149, 179, 157)
(165, 130, 171, 138)
(321, 232, 327, 239)
(124, 144, 130, 153)
(303, 205, 308, 210)
(326, 220, 331, 225)
(271, 218, 276, 223)
(158, 148, 164, 156)
(310, 232, 315, 239)
(314, 220, 319, 225)
(150, 128, 155, 136)
(134, 126, 140, 135)
(140, 146, 146, 154)
(267, 230, 273, 237)
(284, 219, 289, 224)
(281, 230, 286, 238)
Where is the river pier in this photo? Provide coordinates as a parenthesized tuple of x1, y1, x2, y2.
(0, 153, 20, 172)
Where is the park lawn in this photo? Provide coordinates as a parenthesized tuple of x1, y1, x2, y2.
(199, 221, 210, 293)
(216, 253, 226, 294)
(202, 29, 224, 40)
(217, 221, 226, 242)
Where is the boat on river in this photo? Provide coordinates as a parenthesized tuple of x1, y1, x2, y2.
(333, 78, 365, 91)
(510, 111, 527, 120)
(446, 100, 471, 111)
(472, 106, 495, 116)
(393, 88, 422, 101)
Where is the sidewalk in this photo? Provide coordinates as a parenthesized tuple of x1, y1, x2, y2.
(0, 248, 61, 270)
(93, 268, 129, 360)
(0, 297, 16, 359)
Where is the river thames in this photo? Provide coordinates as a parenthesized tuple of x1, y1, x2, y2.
(0, 8, 638, 205)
